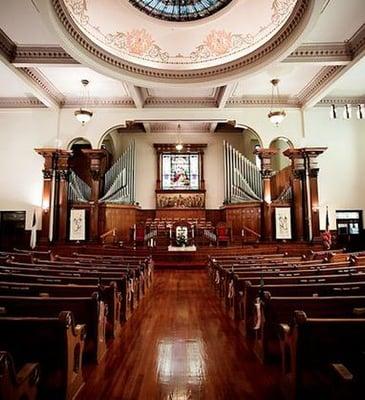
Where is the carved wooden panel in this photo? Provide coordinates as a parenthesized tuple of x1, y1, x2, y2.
(156, 209, 206, 220)
(100, 204, 139, 242)
(221, 203, 261, 237)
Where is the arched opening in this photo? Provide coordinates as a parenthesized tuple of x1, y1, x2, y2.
(68, 137, 93, 186)
(214, 123, 263, 164)
(269, 137, 294, 172)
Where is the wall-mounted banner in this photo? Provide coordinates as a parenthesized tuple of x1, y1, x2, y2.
(70, 209, 86, 241)
(275, 207, 292, 239)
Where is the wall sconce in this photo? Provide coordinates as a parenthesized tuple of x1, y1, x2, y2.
(42, 200, 49, 214)
(343, 104, 351, 119)
(330, 104, 337, 119)
(357, 104, 364, 120)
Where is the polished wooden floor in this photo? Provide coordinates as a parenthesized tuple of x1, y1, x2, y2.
(78, 270, 282, 400)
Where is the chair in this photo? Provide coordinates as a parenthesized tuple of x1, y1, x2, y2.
(216, 223, 230, 247)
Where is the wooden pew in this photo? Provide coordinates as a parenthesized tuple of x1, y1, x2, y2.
(0, 351, 40, 400)
(242, 280, 365, 336)
(0, 293, 107, 363)
(254, 294, 365, 362)
(0, 268, 132, 322)
(0, 280, 120, 338)
(0, 311, 85, 400)
(279, 311, 365, 400)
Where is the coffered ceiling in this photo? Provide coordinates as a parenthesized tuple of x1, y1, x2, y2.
(0, 0, 364, 116)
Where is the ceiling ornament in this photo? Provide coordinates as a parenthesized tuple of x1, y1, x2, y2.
(128, 0, 232, 22)
(38, 0, 318, 84)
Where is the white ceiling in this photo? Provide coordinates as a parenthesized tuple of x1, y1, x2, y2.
(0, 0, 364, 109)
(0, 63, 32, 97)
(305, 0, 365, 42)
(38, 67, 130, 98)
(0, 0, 58, 45)
(147, 87, 216, 98)
(232, 64, 323, 97)
(328, 57, 365, 97)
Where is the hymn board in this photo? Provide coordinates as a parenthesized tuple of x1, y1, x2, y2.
(153, 144, 207, 218)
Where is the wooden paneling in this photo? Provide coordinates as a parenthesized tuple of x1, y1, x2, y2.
(271, 166, 292, 200)
(137, 209, 156, 224)
(206, 209, 223, 226)
(221, 203, 261, 237)
(100, 204, 140, 242)
(155, 208, 206, 220)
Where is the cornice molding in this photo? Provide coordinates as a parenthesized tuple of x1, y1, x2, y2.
(226, 95, 300, 108)
(296, 65, 346, 106)
(19, 67, 64, 105)
(144, 97, 218, 108)
(0, 97, 45, 108)
(13, 45, 78, 66)
(61, 97, 135, 108)
(317, 96, 365, 107)
(348, 24, 365, 58)
(285, 42, 351, 64)
(43, 0, 315, 84)
(0, 29, 15, 61)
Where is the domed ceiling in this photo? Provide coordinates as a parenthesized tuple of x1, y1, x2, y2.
(39, 0, 319, 85)
(129, 0, 233, 22)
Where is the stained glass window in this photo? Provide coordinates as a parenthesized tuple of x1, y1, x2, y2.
(129, 0, 232, 22)
(162, 154, 199, 190)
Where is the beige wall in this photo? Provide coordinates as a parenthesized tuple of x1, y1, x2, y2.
(0, 106, 364, 229)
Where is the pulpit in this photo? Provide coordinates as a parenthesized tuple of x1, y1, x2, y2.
(169, 221, 195, 248)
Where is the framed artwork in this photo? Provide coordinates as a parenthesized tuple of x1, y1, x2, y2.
(275, 207, 292, 239)
(69, 209, 86, 240)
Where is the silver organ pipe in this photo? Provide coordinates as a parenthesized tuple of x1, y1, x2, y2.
(68, 170, 91, 203)
(99, 140, 136, 204)
(222, 141, 263, 203)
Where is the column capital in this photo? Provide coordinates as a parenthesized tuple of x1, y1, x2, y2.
(254, 148, 277, 176)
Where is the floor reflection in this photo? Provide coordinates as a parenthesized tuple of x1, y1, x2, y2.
(157, 338, 206, 399)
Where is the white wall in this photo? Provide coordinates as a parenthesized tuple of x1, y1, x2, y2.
(0, 106, 364, 229)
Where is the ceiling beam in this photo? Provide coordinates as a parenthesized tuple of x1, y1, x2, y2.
(125, 83, 151, 132)
(284, 42, 351, 65)
(216, 84, 235, 109)
(13, 45, 79, 67)
(298, 24, 365, 108)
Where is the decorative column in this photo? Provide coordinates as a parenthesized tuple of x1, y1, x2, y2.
(283, 149, 305, 241)
(35, 148, 58, 243)
(82, 149, 107, 241)
(254, 148, 277, 241)
(57, 150, 72, 242)
(301, 148, 327, 242)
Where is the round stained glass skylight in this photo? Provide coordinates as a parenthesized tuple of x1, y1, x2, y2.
(128, 0, 233, 22)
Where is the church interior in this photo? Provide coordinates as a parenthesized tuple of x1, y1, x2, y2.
(0, 0, 365, 399)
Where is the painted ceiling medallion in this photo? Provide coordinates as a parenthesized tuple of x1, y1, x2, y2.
(39, 0, 317, 84)
(128, 0, 233, 22)
(62, 0, 298, 67)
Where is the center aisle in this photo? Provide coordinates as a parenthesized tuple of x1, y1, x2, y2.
(78, 270, 282, 400)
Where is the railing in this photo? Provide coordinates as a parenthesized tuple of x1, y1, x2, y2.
(241, 225, 261, 243)
(100, 228, 117, 244)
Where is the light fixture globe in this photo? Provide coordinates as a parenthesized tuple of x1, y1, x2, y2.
(175, 143, 183, 151)
(74, 109, 93, 125)
(268, 79, 286, 127)
(268, 110, 286, 127)
(74, 79, 93, 125)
